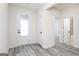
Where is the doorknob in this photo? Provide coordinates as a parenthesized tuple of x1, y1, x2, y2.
(40, 32, 42, 34)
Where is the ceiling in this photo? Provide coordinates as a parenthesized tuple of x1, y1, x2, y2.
(9, 3, 47, 11)
(9, 3, 79, 11)
(49, 3, 79, 11)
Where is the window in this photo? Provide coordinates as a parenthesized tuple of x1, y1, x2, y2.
(20, 15, 28, 36)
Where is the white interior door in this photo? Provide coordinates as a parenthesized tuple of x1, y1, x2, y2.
(64, 18, 72, 45)
(55, 19, 60, 44)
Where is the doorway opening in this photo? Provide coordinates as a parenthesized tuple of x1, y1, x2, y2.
(63, 17, 73, 46)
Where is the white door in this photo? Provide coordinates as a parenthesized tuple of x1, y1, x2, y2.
(54, 18, 61, 44)
(64, 18, 73, 45)
(17, 13, 29, 45)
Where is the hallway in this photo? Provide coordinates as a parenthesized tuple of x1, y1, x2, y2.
(8, 43, 79, 56)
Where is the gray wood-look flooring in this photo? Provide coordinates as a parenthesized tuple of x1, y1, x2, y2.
(8, 43, 79, 56)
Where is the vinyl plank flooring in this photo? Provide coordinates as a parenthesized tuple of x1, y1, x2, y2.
(30, 44, 44, 56)
(8, 43, 79, 56)
(35, 46, 50, 56)
(50, 47, 65, 56)
(53, 46, 76, 56)
(58, 44, 79, 53)
(44, 48, 57, 56)
(56, 44, 79, 55)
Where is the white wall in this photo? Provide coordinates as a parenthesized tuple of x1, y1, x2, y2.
(37, 4, 79, 48)
(39, 5, 79, 48)
(0, 3, 8, 53)
(10, 3, 79, 49)
(8, 4, 38, 48)
(8, 4, 63, 48)
(37, 8, 63, 48)
(61, 6, 79, 48)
